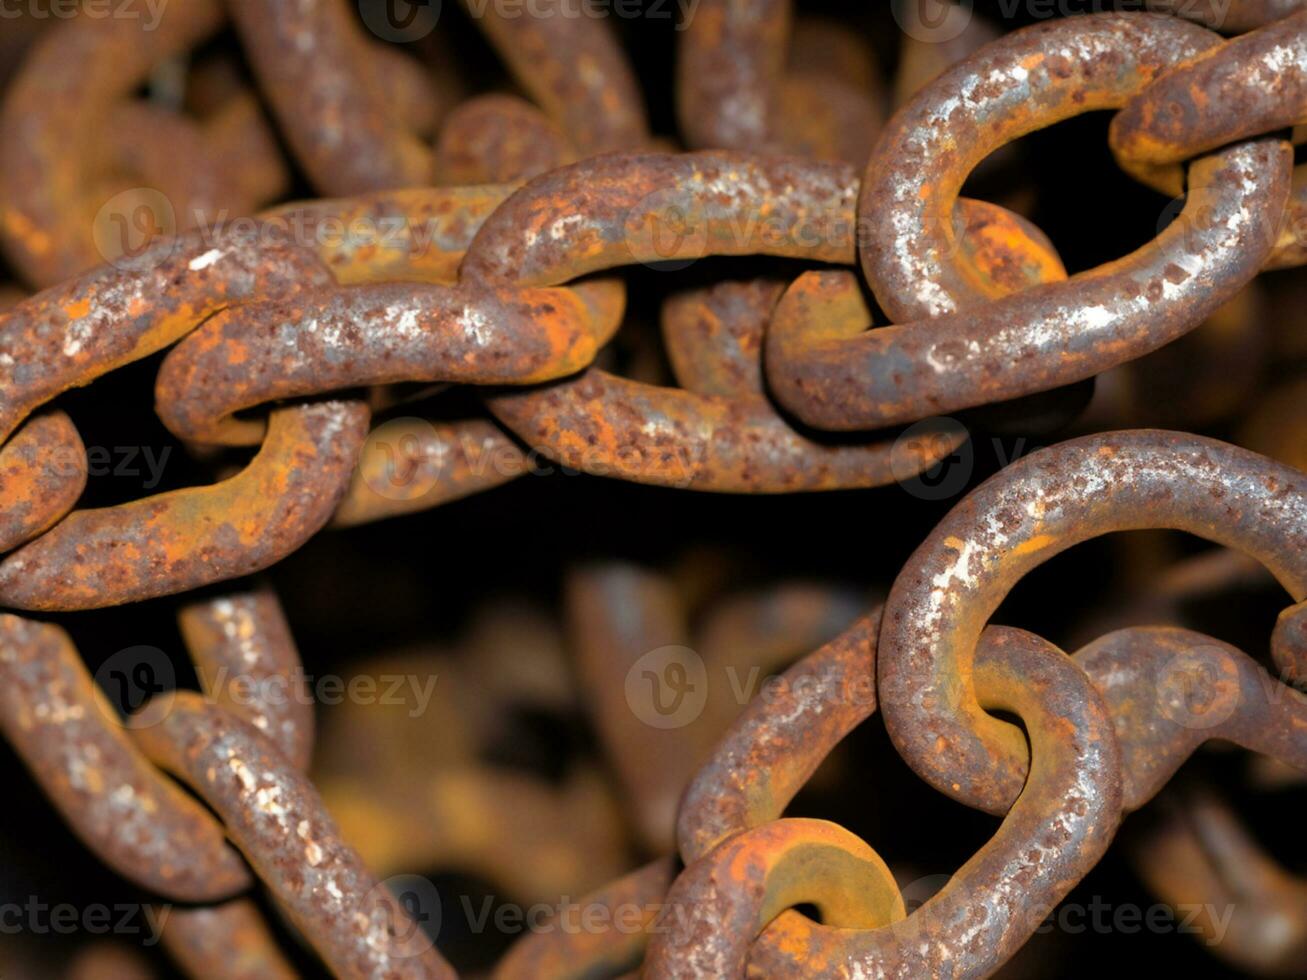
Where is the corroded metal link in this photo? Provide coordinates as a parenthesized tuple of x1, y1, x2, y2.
(662, 278, 785, 398)
(156, 281, 623, 445)
(0, 616, 251, 902)
(465, 0, 649, 156)
(566, 562, 699, 851)
(99, 98, 289, 250)
(331, 418, 526, 528)
(1111, 9, 1307, 195)
(861, 13, 1225, 321)
(434, 95, 576, 186)
(644, 819, 904, 979)
(163, 589, 325, 980)
(294, 111, 584, 524)
(179, 589, 315, 770)
(0, 228, 334, 447)
(263, 184, 517, 286)
(460, 151, 1062, 294)
(677, 0, 789, 152)
(1271, 171, 1307, 267)
(0, 402, 370, 611)
(0, 0, 224, 286)
(672, 627, 1123, 979)
(0, 411, 86, 553)
(227, 0, 434, 194)
(493, 858, 677, 980)
(1074, 626, 1307, 810)
(1132, 782, 1307, 974)
(486, 369, 967, 492)
(459, 151, 859, 287)
(1145, 0, 1306, 32)
(678, 2, 882, 164)
(465, 153, 1060, 487)
(160, 900, 297, 980)
(460, 149, 1067, 297)
(879, 431, 1307, 815)
(676, 612, 881, 863)
(771, 139, 1287, 429)
(132, 693, 456, 980)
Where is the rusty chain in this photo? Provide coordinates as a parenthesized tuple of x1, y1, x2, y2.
(0, 1, 1305, 978)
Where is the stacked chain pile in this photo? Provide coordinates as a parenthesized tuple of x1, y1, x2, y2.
(0, 0, 1305, 977)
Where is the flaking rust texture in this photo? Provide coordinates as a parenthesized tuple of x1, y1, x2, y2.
(880, 431, 1307, 815)
(0, 616, 250, 901)
(0, 402, 370, 610)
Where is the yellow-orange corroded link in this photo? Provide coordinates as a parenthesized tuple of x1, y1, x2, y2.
(0, 402, 369, 611)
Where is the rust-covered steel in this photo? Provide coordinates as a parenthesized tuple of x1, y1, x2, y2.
(767, 17, 1291, 430)
(862, 15, 1226, 321)
(1, 5, 1304, 977)
(0, 402, 370, 611)
(0, 0, 224, 286)
(133, 693, 456, 979)
(880, 430, 1307, 814)
(0, 228, 334, 447)
(465, 0, 649, 156)
(493, 858, 678, 980)
(465, 151, 1066, 489)
(1132, 781, 1307, 975)
(179, 588, 314, 769)
(645, 817, 905, 978)
(0, 411, 86, 553)
(226, 0, 434, 195)
(661, 625, 1123, 978)
(1111, 9, 1307, 194)
(0, 616, 250, 902)
(459, 150, 859, 286)
(156, 281, 620, 445)
(1074, 626, 1307, 810)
